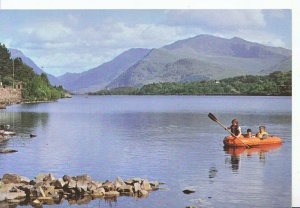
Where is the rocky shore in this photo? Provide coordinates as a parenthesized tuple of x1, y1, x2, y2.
(0, 173, 162, 207)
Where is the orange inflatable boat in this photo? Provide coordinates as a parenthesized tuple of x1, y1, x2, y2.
(223, 135, 283, 147)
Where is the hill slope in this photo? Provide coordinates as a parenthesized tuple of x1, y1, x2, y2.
(58, 48, 150, 93)
(107, 35, 291, 88)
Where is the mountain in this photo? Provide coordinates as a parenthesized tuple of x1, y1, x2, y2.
(9, 49, 61, 86)
(107, 35, 291, 88)
(58, 48, 150, 93)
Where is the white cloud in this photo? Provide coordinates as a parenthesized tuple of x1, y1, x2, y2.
(214, 29, 287, 48)
(19, 22, 72, 42)
(165, 10, 266, 30)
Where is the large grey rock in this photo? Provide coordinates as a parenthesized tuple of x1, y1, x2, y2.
(65, 179, 77, 190)
(117, 184, 133, 194)
(137, 190, 148, 197)
(19, 176, 30, 185)
(51, 178, 65, 189)
(1, 190, 26, 201)
(141, 179, 152, 191)
(92, 187, 105, 197)
(35, 173, 55, 183)
(87, 181, 98, 192)
(102, 181, 114, 191)
(2, 174, 21, 184)
(73, 174, 91, 183)
(113, 176, 125, 190)
(76, 179, 88, 193)
(150, 181, 159, 189)
(133, 183, 141, 193)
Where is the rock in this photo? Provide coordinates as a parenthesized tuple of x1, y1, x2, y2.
(117, 184, 133, 194)
(38, 186, 46, 197)
(105, 191, 120, 197)
(102, 181, 114, 191)
(133, 182, 141, 193)
(62, 175, 71, 182)
(0, 194, 6, 202)
(76, 179, 88, 193)
(92, 188, 105, 197)
(0, 149, 17, 154)
(64, 179, 77, 190)
(113, 176, 125, 189)
(0, 137, 9, 143)
(35, 173, 55, 183)
(125, 178, 142, 185)
(87, 181, 98, 192)
(141, 179, 152, 191)
(30, 134, 37, 138)
(2, 173, 21, 184)
(51, 178, 65, 189)
(29, 180, 36, 185)
(150, 181, 160, 189)
(19, 176, 30, 184)
(44, 186, 57, 197)
(0, 173, 162, 206)
(32, 199, 41, 206)
(5, 190, 26, 200)
(137, 190, 148, 197)
(183, 189, 196, 194)
(37, 196, 54, 204)
(73, 174, 91, 183)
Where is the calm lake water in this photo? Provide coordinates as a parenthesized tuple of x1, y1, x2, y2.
(0, 96, 291, 208)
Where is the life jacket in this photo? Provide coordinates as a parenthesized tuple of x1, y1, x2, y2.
(230, 126, 241, 136)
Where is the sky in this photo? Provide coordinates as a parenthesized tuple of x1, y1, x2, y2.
(0, 10, 292, 76)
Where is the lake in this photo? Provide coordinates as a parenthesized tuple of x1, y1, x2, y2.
(0, 96, 291, 208)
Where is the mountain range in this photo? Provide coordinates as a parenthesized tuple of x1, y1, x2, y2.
(10, 35, 292, 93)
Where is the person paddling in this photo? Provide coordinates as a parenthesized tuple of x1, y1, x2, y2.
(226, 119, 242, 137)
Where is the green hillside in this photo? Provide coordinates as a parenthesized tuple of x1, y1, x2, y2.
(0, 43, 66, 102)
(91, 71, 291, 96)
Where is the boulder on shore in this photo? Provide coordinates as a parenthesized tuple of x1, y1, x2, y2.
(0, 149, 17, 154)
(0, 173, 163, 206)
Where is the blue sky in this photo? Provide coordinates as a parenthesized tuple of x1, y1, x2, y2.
(0, 10, 291, 76)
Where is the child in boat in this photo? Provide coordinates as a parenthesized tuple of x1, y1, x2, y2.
(226, 119, 242, 137)
(256, 126, 269, 139)
(246, 129, 254, 138)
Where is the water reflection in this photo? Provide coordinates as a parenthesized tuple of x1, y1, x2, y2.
(224, 144, 282, 172)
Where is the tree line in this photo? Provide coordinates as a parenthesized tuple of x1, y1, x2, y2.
(0, 43, 66, 101)
(89, 71, 291, 96)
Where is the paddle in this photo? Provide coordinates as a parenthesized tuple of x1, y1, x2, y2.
(208, 113, 251, 148)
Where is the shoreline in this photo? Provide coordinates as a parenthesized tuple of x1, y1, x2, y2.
(86, 94, 292, 97)
(0, 95, 72, 109)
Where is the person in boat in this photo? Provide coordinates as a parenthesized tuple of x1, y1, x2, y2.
(226, 118, 242, 137)
(256, 126, 269, 139)
(246, 129, 254, 138)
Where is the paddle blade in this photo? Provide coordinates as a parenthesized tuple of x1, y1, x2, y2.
(208, 113, 218, 122)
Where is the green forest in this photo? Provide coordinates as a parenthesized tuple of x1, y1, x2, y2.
(90, 71, 292, 96)
(0, 43, 66, 102)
